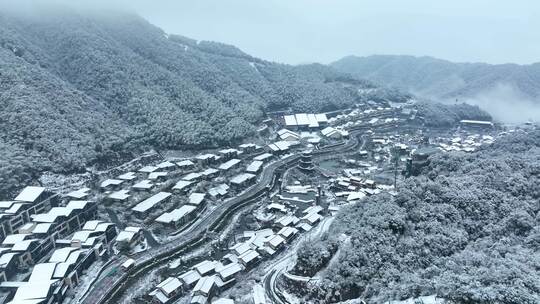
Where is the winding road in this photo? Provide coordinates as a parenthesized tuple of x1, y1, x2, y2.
(78, 124, 376, 304)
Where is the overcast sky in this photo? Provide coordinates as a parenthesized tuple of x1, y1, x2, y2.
(74, 0, 540, 65)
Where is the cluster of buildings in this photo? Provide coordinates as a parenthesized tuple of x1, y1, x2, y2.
(148, 200, 326, 304)
(437, 134, 495, 152)
(283, 113, 328, 130)
(0, 186, 119, 303)
(95, 143, 277, 236)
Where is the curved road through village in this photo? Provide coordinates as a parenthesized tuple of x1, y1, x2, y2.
(80, 125, 378, 304)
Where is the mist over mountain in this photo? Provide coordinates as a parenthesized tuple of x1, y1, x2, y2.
(331, 55, 540, 122)
(0, 7, 411, 196)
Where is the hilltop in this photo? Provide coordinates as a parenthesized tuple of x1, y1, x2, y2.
(0, 7, 410, 195)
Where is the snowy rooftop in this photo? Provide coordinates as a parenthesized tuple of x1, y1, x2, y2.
(14, 186, 46, 203)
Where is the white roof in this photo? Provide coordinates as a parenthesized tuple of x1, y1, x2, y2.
(460, 120, 493, 125)
(230, 173, 256, 185)
(117, 172, 137, 180)
(196, 154, 216, 160)
(194, 260, 218, 275)
(193, 275, 217, 294)
(66, 200, 90, 210)
(278, 226, 299, 238)
(100, 179, 124, 188)
(172, 180, 193, 191)
(155, 205, 196, 224)
(177, 159, 195, 167)
(303, 205, 323, 215)
(315, 113, 328, 123)
(108, 189, 130, 201)
(14, 186, 45, 202)
(179, 269, 201, 285)
(182, 172, 202, 181)
(65, 187, 91, 199)
(81, 219, 100, 230)
(32, 223, 53, 234)
(188, 193, 205, 206)
(238, 249, 260, 264)
(148, 172, 168, 180)
(230, 242, 252, 256)
(267, 234, 285, 248)
(11, 239, 37, 252)
(201, 168, 219, 176)
(29, 263, 57, 282)
(157, 161, 176, 169)
(307, 113, 319, 128)
(208, 184, 229, 197)
(139, 165, 159, 173)
(218, 159, 241, 171)
(132, 180, 154, 190)
(276, 215, 300, 227)
(132, 192, 172, 213)
(116, 230, 136, 243)
(284, 115, 297, 126)
(217, 262, 243, 279)
(253, 153, 273, 161)
(49, 247, 77, 263)
(295, 113, 310, 125)
(12, 280, 56, 302)
(3, 234, 31, 245)
(246, 161, 263, 173)
(157, 277, 182, 295)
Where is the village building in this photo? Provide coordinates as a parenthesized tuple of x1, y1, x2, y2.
(172, 180, 194, 193)
(230, 173, 256, 188)
(117, 172, 137, 181)
(188, 193, 206, 209)
(155, 205, 197, 228)
(132, 192, 172, 216)
(149, 277, 183, 304)
(176, 159, 195, 170)
(245, 160, 263, 174)
(107, 189, 131, 203)
(201, 168, 220, 179)
(253, 153, 273, 162)
(132, 180, 154, 192)
(237, 249, 260, 268)
(156, 161, 177, 171)
(64, 188, 91, 200)
(100, 179, 124, 191)
(277, 129, 300, 141)
(192, 275, 217, 298)
(148, 172, 168, 181)
(195, 154, 218, 166)
(216, 262, 243, 283)
(115, 226, 143, 248)
(218, 149, 241, 161)
(178, 269, 201, 287)
(138, 165, 159, 174)
(208, 184, 230, 199)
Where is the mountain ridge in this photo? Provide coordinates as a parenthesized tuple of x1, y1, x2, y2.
(0, 8, 410, 196)
(331, 55, 540, 101)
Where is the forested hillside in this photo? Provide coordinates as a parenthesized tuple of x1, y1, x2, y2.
(295, 128, 540, 303)
(331, 55, 540, 101)
(0, 7, 410, 196)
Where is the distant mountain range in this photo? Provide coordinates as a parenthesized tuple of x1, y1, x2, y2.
(0, 6, 410, 196)
(331, 55, 540, 101)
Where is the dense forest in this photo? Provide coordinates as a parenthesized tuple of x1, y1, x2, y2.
(294, 128, 540, 303)
(331, 55, 540, 101)
(414, 101, 492, 127)
(0, 7, 411, 196)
